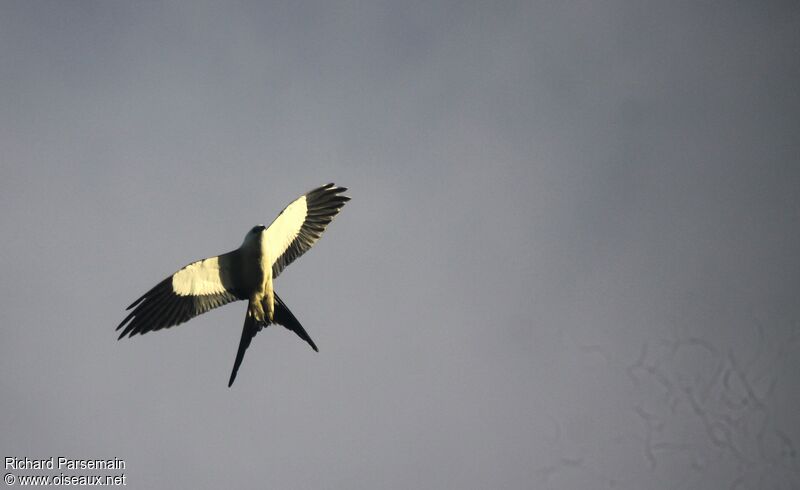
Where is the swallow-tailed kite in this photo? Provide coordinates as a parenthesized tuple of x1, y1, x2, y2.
(116, 183, 349, 386)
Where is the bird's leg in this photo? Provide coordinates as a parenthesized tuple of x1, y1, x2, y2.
(250, 272, 274, 323)
(263, 271, 274, 322)
(247, 300, 263, 322)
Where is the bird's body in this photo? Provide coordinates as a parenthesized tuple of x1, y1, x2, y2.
(116, 184, 349, 386)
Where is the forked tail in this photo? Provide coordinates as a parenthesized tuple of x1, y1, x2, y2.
(228, 294, 318, 387)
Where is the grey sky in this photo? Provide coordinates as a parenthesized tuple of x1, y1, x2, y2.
(2, 1, 799, 488)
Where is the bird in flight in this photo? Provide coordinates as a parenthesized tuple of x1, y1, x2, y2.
(116, 183, 349, 386)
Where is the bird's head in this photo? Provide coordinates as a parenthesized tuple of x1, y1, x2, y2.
(241, 225, 266, 248)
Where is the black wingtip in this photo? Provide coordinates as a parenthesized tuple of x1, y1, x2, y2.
(125, 298, 142, 310)
(117, 322, 133, 339)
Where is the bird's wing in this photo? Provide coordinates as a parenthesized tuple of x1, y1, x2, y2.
(117, 251, 244, 339)
(264, 183, 349, 278)
(228, 293, 317, 387)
